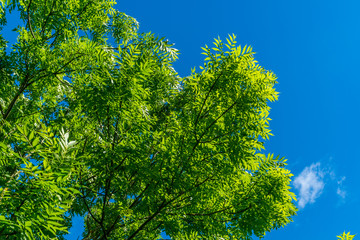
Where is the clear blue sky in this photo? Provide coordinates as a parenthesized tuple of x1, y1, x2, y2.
(116, 1, 359, 239)
(4, 0, 360, 239)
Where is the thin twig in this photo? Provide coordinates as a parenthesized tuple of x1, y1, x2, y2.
(27, 0, 36, 39)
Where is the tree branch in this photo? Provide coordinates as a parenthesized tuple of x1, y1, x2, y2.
(0, 103, 4, 118)
(194, 71, 223, 135)
(26, 0, 36, 39)
(41, 0, 57, 35)
(127, 200, 166, 240)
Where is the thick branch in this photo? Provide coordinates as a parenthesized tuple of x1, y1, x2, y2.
(3, 81, 28, 120)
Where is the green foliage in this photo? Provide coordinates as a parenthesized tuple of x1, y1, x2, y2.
(338, 232, 356, 240)
(0, 0, 297, 239)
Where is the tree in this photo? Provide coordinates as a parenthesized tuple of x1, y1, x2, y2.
(0, 0, 297, 239)
(338, 232, 356, 240)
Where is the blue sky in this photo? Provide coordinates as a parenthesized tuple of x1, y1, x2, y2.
(116, 1, 359, 239)
(117, 1, 360, 237)
(3, 0, 360, 239)
(114, 0, 360, 239)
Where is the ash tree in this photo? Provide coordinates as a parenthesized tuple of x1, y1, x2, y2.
(0, 0, 297, 239)
(338, 232, 356, 240)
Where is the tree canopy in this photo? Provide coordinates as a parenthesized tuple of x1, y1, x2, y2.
(338, 232, 356, 240)
(0, 0, 297, 239)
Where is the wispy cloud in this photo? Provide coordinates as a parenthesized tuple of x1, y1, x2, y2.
(293, 160, 348, 209)
(293, 162, 325, 209)
(336, 176, 347, 199)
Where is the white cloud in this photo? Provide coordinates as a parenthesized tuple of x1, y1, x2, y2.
(337, 176, 346, 184)
(293, 162, 325, 209)
(336, 188, 346, 199)
(293, 159, 348, 208)
(336, 176, 347, 199)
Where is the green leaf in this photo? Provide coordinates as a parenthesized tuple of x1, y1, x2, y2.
(0, 1, 294, 238)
